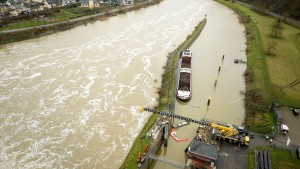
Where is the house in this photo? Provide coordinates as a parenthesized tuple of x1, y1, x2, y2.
(122, 0, 133, 5)
(7, 3, 20, 16)
(46, 0, 60, 7)
(43, 0, 52, 9)
(81, 0, 100, 7)
(9, 9, 19, 16)
(81, 0, 88, 7)
(111, 0, 122, 5)
(14, 3, 30, 14)
(62, 0, 76, 6)
(0, 3, 9, 16)
(27, 1, 44, 12)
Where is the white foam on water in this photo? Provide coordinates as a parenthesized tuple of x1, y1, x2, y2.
(0, 94, 11, 102)
(60, 127, 76, 138)
(119, 135, 131, 152)
(51, 85, 79, 104)
(80, 68, 97, 98)
(92, 124, 111, 142)
(103, 67, 112, 79)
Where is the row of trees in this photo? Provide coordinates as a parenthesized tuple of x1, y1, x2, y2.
(239, 0, 300, 20)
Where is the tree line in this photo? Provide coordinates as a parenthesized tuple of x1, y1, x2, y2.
(239, 0, 300, 20)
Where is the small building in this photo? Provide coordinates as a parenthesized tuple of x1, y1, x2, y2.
(0, 3, 9, 16)
(26, 2, 44, 12)
(46, 0, 60, 7)
(122, 0, 134, 5)
(111, 0, 122, 5)
(186, 138, 218, 169)
(81, 0, 100, 7)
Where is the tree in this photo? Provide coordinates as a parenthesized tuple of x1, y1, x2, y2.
(265, 41, 276, 55)
(240, 0, 300, 20)
(270, 19, 282, 38)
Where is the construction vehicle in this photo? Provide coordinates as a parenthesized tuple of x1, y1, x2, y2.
(210, 123, 250, 146)
(141, 107, 250, 146)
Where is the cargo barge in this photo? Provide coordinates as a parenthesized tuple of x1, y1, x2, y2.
(176, 49, 192, 101)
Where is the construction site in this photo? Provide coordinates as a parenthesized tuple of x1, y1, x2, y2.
(137, 107, 252, 169)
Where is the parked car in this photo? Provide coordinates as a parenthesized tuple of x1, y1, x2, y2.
(0, 23, 7, 27)
(292, 108, 299, 116)
(296, 148, 300, 159)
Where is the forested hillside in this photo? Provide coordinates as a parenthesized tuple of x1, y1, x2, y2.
(239, 0, 300, 20)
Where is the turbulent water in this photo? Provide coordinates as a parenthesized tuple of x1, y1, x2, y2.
(0, 0, 214, 168)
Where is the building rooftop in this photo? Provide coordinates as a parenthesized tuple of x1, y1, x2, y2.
(188, 138, 218, 161)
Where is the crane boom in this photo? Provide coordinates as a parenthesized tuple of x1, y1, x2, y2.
(210, 122, 239, 137)
(141, 107, 209, 126)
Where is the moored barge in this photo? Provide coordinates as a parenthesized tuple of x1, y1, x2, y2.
(176, 49, 192, 101)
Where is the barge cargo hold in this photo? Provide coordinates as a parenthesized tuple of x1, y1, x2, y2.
(176, 49, 192, 101)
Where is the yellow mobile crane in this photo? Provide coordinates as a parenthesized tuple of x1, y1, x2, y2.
(210, 122, 250, 146)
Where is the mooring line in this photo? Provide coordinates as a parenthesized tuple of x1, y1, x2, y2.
(206, 97, 245, 109)
(186, 97, 245, 110)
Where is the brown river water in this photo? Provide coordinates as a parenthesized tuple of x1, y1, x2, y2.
(152, 1, 247, 169)
(0, 0, 246, 168)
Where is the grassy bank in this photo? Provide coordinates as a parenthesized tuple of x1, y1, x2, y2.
(216, 0, 300, 106)
(0, 0, 163, 45)
(215, 0, 300, 133)
(248, 147, 300, 169)
(120, 18, 207, 169)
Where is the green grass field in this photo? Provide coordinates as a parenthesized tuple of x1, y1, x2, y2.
(216, 0, 300, 107)
(248, 148, 300, 169)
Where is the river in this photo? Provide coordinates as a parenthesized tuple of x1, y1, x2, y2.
(151, 1, 247, 169)
(0, 0, 246, 168)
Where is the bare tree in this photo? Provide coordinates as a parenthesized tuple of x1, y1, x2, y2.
(270, 19, 282, 38)
(265, 41, 277, 54)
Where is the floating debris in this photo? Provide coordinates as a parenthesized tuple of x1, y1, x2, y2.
(234, 59, 247, 64)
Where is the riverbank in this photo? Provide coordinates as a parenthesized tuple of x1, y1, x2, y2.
(215, 0, 300, 134)
(120, 18, 207, 169)
(214, 1, 300, 167)
(0, 0, 163, 45)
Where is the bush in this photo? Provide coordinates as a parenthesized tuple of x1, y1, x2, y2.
(53, 8, 60, 12)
